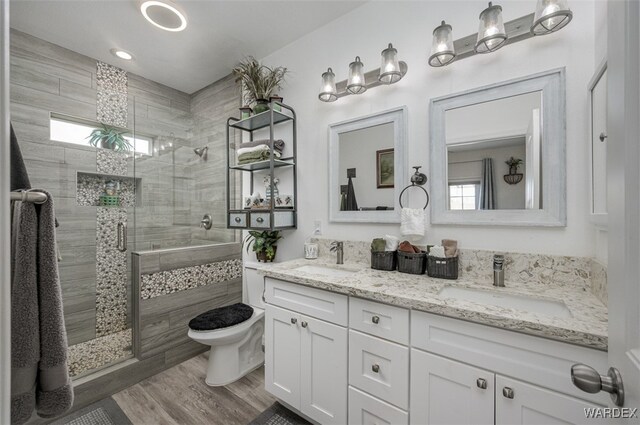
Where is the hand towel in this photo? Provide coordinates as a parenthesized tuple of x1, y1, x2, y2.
(398, 241, 421, 253)
(239, 139, 285, 154)
(371, 238, 386, 252)
(429, 245, 446, 258)
(442, 239, 458, 257)
(384, 235, 399, 251)
(400, 208, 425, 239)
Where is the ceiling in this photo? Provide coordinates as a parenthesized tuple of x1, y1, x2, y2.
(10, 0, 365, 94)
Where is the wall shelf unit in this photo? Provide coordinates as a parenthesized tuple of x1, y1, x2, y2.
(226, 102, 297, 231)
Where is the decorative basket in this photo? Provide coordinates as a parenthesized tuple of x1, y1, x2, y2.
(427, 255, 459, 280)
(99, 195, 120, 207)
(397, 250, 427, 275)
(371, 251, 397, 271)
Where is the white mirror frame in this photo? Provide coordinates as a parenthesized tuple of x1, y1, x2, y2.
(588, 58, 608, 228)
(430, 68, 566, 227)
(329, 106, 408, 223)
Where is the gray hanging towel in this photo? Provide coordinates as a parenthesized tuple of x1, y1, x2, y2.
(11, 190, 73, 424)
(479, 158, 496, 210)
(345, 177, 359, 211)
(10, 123, 31, 192)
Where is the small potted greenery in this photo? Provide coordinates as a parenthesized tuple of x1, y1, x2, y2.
(233, 57, 288, 114)
(87, 123, 132, 152)
(505, 157, 523, 174)
(243, 230, 283, 262)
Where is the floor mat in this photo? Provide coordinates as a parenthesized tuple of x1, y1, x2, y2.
(249, 402, 311, 425)
(50, 397, 132, 425)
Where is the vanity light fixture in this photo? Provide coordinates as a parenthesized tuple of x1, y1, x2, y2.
(531, 0, 573, 35)
(428, 1, 573, 67)
(140, 0, 188, 32)
(429, 21, 456, 67)
(475, 2, 508, 53)
(318, 43, 408, 103)
(110, 49, 134, 61)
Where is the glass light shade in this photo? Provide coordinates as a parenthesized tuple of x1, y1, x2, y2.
(379, 43, 402, 84)
(475, 2, 508, 54)
(531, 0, 573, 35)
(429, 21, 456, 67)
(346, 56, 367, 95)
(318, 68, 337, 102)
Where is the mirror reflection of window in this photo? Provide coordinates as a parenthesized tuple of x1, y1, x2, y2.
(448, 183, 480, 210)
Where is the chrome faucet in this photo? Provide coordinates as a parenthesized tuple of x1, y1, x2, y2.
(493, 254, 505, 287)
(330, 241, 344, 265)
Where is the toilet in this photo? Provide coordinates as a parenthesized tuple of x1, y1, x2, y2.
(187, 266, 265, 386)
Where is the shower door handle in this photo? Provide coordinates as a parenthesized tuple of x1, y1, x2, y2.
(117, 222, 127, 252)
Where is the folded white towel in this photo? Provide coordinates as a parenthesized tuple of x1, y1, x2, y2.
(237, 145, 270, 156)
(400, 208, 425, 239)
(384, 235, 399, 251)
(429, 245, 446, 258)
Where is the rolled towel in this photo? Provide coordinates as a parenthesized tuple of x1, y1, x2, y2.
(400, 208, 425, 239)
(442, 239, 458, 257)
(384, 235, 399, 251)
(239, 139, 285, 154)
(371, 238, 386, 252)
(429, 245, 446, 258)
(398, 241, 421, 253)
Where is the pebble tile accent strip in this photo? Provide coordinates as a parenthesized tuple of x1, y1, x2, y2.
(97, 61, 127, 127)
(68, 329, 132, 377)
(96, 207, 129, 336)
(141, 259, 243, 299)
(77, 173, 136, 207)
(590, 259, 607, 306)
(96, 149, 128, 176)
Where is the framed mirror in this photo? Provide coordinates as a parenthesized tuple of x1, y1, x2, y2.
(430, 68, 566, 227)
(329, 106, 407, 223)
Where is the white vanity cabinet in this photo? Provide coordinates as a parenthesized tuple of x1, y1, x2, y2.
(264, 279, 348, 424)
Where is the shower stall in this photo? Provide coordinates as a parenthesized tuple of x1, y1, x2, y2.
(10, 28, 240, 379)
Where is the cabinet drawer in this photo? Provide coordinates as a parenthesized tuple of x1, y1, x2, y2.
(265, 278, 348, 326)
(349, 298, 409, 345)
(250, 212, 270, 228)
(349, 330, 409, 410)
(411, 310, 610, 405)
(349, 386, 408, 425)
(229, 212, 247, 228)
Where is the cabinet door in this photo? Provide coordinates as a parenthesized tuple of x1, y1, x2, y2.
(265, 305, 301, 409)
(496, 375, 608, 425)
(410, 349, 494, 425)
(300, 315, 347, 424)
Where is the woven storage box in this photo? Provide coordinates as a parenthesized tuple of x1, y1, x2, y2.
(371, 251, 397, 271)
(99, 195, 120, 207)
(397, 250, 427, 275)
(427, 255, 459, 280)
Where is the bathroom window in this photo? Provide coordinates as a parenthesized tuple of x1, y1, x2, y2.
(448, 183, 479, 210)
(50, 114, 152, 155)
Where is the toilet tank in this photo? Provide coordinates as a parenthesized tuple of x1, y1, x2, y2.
(244, 265, 266, 310)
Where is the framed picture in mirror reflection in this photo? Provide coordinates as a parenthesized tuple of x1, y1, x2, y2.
(376, 148, 394, 189)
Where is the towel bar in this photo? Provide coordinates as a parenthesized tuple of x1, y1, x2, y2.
(10, 191, 48, 204)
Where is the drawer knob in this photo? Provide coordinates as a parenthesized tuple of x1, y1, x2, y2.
(371, 315, 380, 324)
(234, 217, 241, 223)
(502, 387, 514, 399)
(291, 318, 297, 325)
(476, 378, 487, 389)
(371, 364, 380, 373)
(256, 217, 264, 223)
(301, 321, 308, 328)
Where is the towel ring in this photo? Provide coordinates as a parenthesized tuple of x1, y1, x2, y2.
(398, 166, 430, 210)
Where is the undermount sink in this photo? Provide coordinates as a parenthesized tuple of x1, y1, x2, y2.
(294, 264, 359, 279)
(438, 286, 573, 319)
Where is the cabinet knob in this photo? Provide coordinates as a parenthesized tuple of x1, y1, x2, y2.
(301, 321, 308, 328)
(234, 217, 241, 223)
(371, 315, 380, 324)
(502, 387, 514, 399)
(291, 318, 297, 324)
(256, 217, 264, 223)
(476, 378, 487, 389)
(371, 364, 380, 373)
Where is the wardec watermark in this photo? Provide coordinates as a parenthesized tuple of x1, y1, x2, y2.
(584, 407, 638, 419)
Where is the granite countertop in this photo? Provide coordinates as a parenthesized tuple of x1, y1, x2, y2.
(256, 257, 608, 351)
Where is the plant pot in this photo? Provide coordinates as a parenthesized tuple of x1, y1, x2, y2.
(256, 246, 278, 262)
(100, 139, 115, 150)
(253, 99, 270, 114)
(509, 165, 518, 175)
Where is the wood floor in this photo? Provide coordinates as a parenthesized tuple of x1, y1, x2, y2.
(112, 353, 276, 425)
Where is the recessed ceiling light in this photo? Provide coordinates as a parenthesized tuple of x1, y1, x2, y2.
(110, 48, 134, 60)
(140, 0, 187, 32)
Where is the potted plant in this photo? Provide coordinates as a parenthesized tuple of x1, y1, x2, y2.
(243, 230, 283, 262)
(233, 57, 288, 114)
(505, 157, 523, 174)
(87, 123, 132, 152)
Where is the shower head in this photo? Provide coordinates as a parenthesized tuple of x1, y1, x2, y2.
(194, 146, 208, 159)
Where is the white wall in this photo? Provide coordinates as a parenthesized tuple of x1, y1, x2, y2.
(259, 0, 597, 260)
(338, 123, 395, 209)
